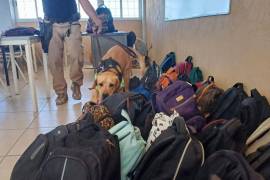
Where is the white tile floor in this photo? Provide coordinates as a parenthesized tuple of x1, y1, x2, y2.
(0, 66, 95, 179)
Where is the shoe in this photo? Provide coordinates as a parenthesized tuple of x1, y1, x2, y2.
(71, 82, 81, 100)
(56, 93, 68, 105)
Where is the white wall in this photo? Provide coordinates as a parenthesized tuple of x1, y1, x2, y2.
(0, 0, 15, 34)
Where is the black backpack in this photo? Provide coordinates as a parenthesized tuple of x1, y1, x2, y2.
(251, 89, 270, 121)
(209, 83, 248, 121)
(239, 89, 270, 137)
(196, 150, 264, 180)
(197, 118, 246, 157)
(141, 61, 160, 90)
(132, 117, 204, 180)
(160, 52, 176, 73)
(129, 76, 141, 90)
(101, 92, 155, 140)
(247, 144, 270, 180)
(86, 5, 116, 34)
(11, 117, 120, 180)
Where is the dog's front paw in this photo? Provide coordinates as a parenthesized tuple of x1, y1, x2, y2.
(90, 89, 100, 104)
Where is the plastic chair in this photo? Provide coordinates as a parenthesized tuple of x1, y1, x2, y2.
(0, 45, 28, 84)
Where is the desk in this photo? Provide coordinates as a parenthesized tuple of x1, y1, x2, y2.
(0, 36, 45, 112)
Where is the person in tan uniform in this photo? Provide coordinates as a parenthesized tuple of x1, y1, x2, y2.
(43, 0, 102, 105)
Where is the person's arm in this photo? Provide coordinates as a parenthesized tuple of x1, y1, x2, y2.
(79, 0, 102, 33)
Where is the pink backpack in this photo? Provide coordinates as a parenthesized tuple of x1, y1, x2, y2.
(177, 56, 193, 81)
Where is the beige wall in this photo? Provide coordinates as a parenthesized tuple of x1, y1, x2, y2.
(146, 0, 270, 99)
(17, 20, 142, 63)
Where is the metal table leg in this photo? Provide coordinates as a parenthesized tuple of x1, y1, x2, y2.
(9, 45, 19, 95)
(25, 42, 38, 112)
(1, 46, 10, 86)
(42, 53, 50, 98)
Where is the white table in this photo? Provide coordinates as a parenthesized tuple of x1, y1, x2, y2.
(0, 36, 50, 112)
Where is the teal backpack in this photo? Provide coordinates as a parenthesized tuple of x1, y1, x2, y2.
(190, 67, 203, 84)
(109, 110, 146, 180)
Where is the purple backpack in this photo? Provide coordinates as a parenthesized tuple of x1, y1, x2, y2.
(153, 80, 200, 120)
(186, 115, 206, 133)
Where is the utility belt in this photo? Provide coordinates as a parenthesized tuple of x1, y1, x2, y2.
(39, 13, 80, 53)
(46, 13, 80, 24)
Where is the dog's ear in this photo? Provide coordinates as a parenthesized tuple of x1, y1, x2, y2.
(89, 80, 97, 91)
(114, 78, 121, 93)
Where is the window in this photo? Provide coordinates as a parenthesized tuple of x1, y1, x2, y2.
(104, 0, 140, 18)
(122, 0, 139, 18)
(14, 0, 140, 20)
(16, 0, 38, 19)
(36, 0, 44, 18)
(103, 0, 121, 18)
(15, 0, 98, 19)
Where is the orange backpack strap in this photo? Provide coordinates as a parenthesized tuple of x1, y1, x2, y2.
(197, 83, 216, 103)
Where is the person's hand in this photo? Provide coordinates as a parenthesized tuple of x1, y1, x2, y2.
(93, 17, 103, 34)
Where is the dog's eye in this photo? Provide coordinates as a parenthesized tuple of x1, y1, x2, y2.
(98, 83, 104, 87)
(109, 83, 115, 88)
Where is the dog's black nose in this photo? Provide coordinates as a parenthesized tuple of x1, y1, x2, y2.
(102, 94, 109, 100)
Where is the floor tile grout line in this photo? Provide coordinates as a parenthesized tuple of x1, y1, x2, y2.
(1, 123, 34, 159)
(25, 100, 48, 130)
(0, 70, 46, 163)
(1, 98, 47, 163)
(0, 98, 48, 114)
(0, 68, 91, 165)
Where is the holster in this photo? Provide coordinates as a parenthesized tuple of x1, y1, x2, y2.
(39, 19, 53, 53)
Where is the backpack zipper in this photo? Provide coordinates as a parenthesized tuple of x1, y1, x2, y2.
(170, 95, 196, 112)
(60, 158, 68, 180)
(173, 138, 192, 180)
(38, 154, 90, 180)
(198, 140, 205, 166)
(162, 85, 192, 103)
(39, 151, 102, 180)
(172, 121, 205, 179)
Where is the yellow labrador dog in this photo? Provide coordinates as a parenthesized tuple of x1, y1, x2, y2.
(91, 33, 147, 104)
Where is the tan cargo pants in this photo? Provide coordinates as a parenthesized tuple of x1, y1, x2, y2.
(48, 22, 84, 95)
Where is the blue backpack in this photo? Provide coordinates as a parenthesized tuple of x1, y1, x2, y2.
(160, 52, 176, 73)
(132, 85, 151, 100)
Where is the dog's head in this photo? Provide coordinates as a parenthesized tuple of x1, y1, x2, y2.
(93, 70, 121, 102)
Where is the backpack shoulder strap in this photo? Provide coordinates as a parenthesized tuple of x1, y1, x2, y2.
(233, 82, 244, 89)
(252, 146, 270, 169)
(246, 118, 270, 146)
(197, 83, 215, 102)
(173, 116, 190, 136)
(121, 109, 132, 123)
(223, 118, 243, 137)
